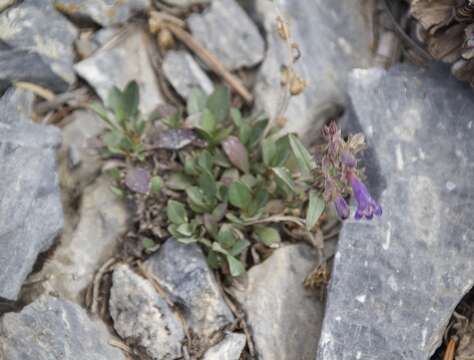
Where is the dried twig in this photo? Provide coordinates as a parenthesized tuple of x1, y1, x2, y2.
(90, 257, 118, 314)
(15, 81, 55, 100)
(163, 22, 253, 104)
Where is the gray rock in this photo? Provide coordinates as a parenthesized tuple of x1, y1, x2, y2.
(317, 64, 474, 360)
(163, 50, 214, 99)
(0, 0, 78, 92)
(233, 244, 323, 360)
(58, 110, 106, 196)
(75, 26, 164, 115)
(202, 333, 246, 360)
(253, 0, 372, 143)
(0, 92, 63, 301)
(0, 87, 34, 123)
(110, 264, 185, 359)
(146, 239, 234, 338)
(0, 0, 14, 12)
(187, 0, 264, 70)
(26, 176, 128, 304)
(0, 295, 125, 360)
(53, 0, 150, 27)
(156, 0, 210, 7)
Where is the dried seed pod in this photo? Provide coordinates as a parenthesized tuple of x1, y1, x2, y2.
(148, 14, 161, 34)
(280, 65, 290, 86)
(291, 43, 302, 62)
(276, 15, 290, 40)
(158, 29, 175, 51)
(289, 73, 306, 96)
(276, 116, 288, 128)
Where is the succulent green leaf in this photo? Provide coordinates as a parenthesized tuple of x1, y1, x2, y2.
(222, 136, 249, 173)
(187, 88, 207, 115)
(289, 134, 315, 176)
(228, 181, 252, 210)
(272, 167, 297, 193)
(123, 80, 140, 118)
(255, 226, 281, 246)
(229, 238, 250, 256)
(167, 173, 193, 190)
(306, 190, 325, 231)
(201, 108, 217, 134)
(206, 85, 230, 122)
(198, 172, 217, 199)
(166, 200, 187, 225)
(230, 107, 243, 127)
(226, 255, 245, 277)
(217, 225, 237, 249)
(150, 176, 162, 194)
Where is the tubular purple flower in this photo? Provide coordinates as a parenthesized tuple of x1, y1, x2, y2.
(347, 172, 382, 220)
(334, 195, 350, 220)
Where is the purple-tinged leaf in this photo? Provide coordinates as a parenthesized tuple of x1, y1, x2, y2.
(125, 167, 151, 193)
(222, 136, 249, 173)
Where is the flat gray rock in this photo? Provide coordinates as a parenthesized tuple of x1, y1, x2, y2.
(26, 176, 128, 304)
(253, 0, 372, 143)
(233, 244, 323, 360)
(0, 0, 78, 92)
(75, 26, 164, 115)
(53, 0, 150, 27)
(202, 333, 246, 360)
(0, 295, 125, 360)
(0, 90, 63, 301)
(146, 239, 234, 338)
(163, 50, 214, 99)
(318, 64, 474, 359)
(187, 0, 264, 70)
(110, 264, 185, 360)
(155, 0, 210, 7)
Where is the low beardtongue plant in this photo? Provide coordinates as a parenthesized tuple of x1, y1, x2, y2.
(91, 81, 381, 278)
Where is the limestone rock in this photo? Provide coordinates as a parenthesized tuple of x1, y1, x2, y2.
(146, 239, 234, 338)
(0, 0, 78, 91)
(0, 295, 125, 360)
(75, 26, 164, 115)
(202, 333, 246, 360)
(253, 0, 372, 143)
(163, 50, 214, 99)
(318, 64, 474, 359)
(110, 264, 185, 360)
(187, 0, 265, 70)
(233, 244, 323, 360)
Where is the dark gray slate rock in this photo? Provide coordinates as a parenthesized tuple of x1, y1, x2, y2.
(163, 50, 214, 99)
(0, 0, 78, 92)
(0, 91, 63, 301)
(233, 244, 324, 360)
(318, 64, 474, 360)
(146, 239, 234, 338)
(53, 0, 150, 27)
(202, 332, 246, 360)
(0, 295, 125, 359)
(253, 0, 372, 143)
(110, 264, 185, 360)
(0, 87, 34, 123)
(75, 26, 164, 115)
(187, 0, 264, 70)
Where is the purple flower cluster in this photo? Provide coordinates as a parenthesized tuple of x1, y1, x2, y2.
(347, 172, 382, 220)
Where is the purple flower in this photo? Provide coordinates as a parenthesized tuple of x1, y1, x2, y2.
(348, 172, 382, 220)
(334, 195, 350, 220)
(341, 151, 357, 168)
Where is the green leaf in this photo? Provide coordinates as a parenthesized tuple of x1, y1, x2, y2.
(186, 186, 211, 212)
(207, 250, 222, 269)
(167, 173, 193, 190)
(212, 242, 229, 255)
(187, 88, 207, 115)
(228, 181, 252, 210)
(177, 223, 194, 237)
(110, 186, 124, 197)
(255, 226, 281, 246)
(272, 167, 297, 193)
(272, 135, 291, 167)
(123, 80, 140, 118)
(239, 123, 252, 146)
(289, 134, 315, 176)
(197, 150, 214, 174)
(306, 190, 325, 231)
(229, 238, 250, 256)
(150, 176, 162, 194)
(226, 255, 245, 277)
(166, 200, 187, 225)
(262, 138, 277, 166)
(143, 238, 155, 250)
(198, 172, 217, 199)
(103, 130, 122, 150)
(107, 86, 125, 124)
(230, 107, 243, 127)
(217, 225, 237, 249)
(89, 102, 117, 129)
(201, 108, 216, 134)
(206, 85, 230, 122)
(247, 118, 269, 149)
(176, 237, 198, 244)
